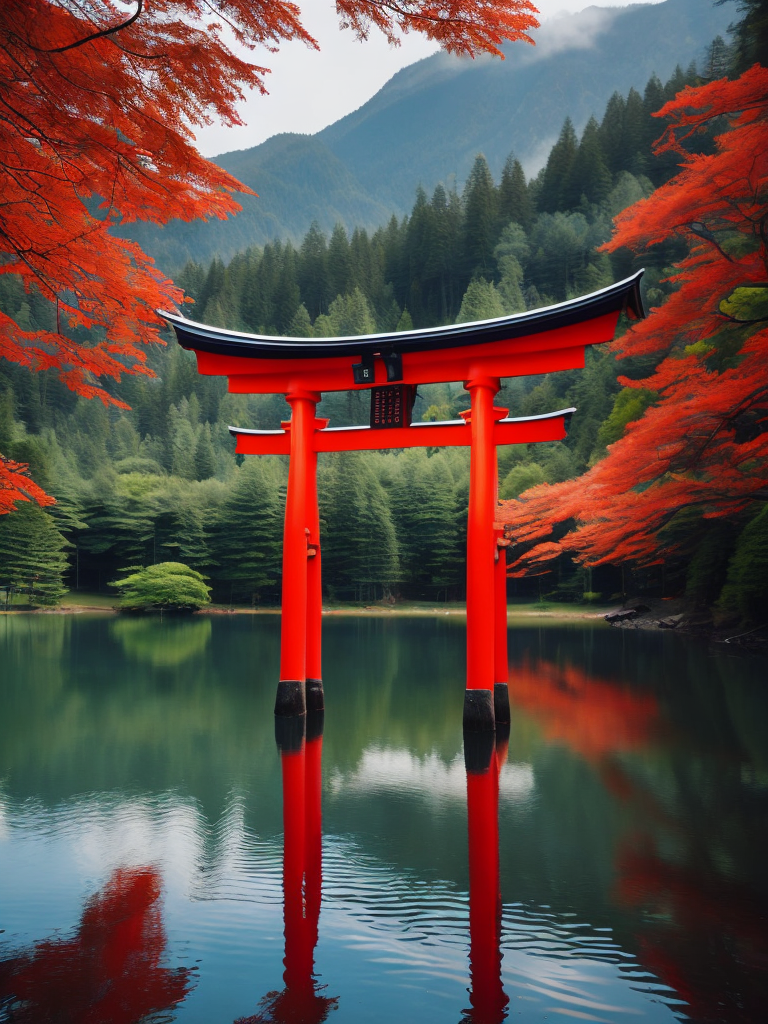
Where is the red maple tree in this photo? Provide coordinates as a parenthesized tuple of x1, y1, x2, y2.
(499, 64, 768, 573)
(0, 0, 539, 513)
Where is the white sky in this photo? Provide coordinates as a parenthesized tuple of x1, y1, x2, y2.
(194, 0, 665, 158)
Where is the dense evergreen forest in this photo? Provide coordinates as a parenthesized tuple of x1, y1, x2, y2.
(0, 55, 740, 608)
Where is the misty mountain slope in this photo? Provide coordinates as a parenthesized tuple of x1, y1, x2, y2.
(122, 134, 390, 271)
(123, 0, 731, 271)
(319, 0, 732, 206)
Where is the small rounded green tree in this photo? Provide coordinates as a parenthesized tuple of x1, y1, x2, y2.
(110, 562, 211, 612)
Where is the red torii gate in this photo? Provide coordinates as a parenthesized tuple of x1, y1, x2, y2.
(163, 271, 643, 732)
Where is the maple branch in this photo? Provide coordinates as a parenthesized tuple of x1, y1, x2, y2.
(111, 39, 168, 61)
(362, 0, 491, 30)
(684, 221, 734, 263)
(27, 1, 144, 55)
(200, 0, 243, 40)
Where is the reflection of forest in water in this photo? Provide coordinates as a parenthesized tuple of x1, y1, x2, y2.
(0, 615, 766, 1022)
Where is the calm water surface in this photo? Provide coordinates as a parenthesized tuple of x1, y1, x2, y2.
(1, 614, 766, 1023)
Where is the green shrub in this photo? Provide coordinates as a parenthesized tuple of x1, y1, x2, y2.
(110, 562, 211, 612)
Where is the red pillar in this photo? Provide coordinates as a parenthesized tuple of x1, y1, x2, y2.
(306, 418, 328, 713)
(463, 377, 501, 730)
(280, 739, 309, 998)
(276, 390, 319, 717)
(304, 721, 323, 955)
(466, 747, 507, 1023)
(494, 528, 511, 724)
(268, 716, 335, 1024)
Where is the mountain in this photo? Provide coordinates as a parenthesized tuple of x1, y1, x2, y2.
(123, 134, 392, 273)
(124, 0, 731, 271)
(319, 0, 732, 208)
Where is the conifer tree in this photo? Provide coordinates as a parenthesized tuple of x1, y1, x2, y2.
(421, 184, 462, 323)
(197, 257, 227, 319)
(663, 64, 688, 102)
(209, 458, 282, 604)
(169, 407, 197, 481)
(396, 308, 415, 332)
(0, 388, 15, 453)
(78, 471, 159, 584)
(288, 303, 313, 338)
(726, 0, 768, 71)
(456, 279, 506, 322)
(271, 244, 301, 334)
(498, 154, 535, 233)
(320, 453, 398, 600)
(388, 450, 460, 597)
(622, 87, 648, 176)
(567, 117, 611, 207)
(328, 224, 352, 301)
(404, 186, 433, 324)
(528, 212, 592, 302)
(194, 423, 216, 481)
(155, 488, 212, 570)
(239, 249, 267, 332)
(299, 223, 329, 321)
(0, 503, 68, 606)
(314, 288, 376, 337)
(598, 92, 627, 177)
(176, 261, 206, 306)
(462, 155, 500, 278)
(642, 75, 666, 180)
(538, 118, 578, 213)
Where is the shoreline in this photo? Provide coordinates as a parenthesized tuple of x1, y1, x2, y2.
(4, 599, 765, 649)
(3, 601, 609, 621)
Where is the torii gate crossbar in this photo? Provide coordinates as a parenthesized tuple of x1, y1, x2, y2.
(162, 271, 644, 732)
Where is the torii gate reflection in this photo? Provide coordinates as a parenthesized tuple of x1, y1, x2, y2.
(246, 715, 513, 1023)
(235, 714, 336, 1024)
(163, 272, 643, 731)
(464, 727, 510, 1024)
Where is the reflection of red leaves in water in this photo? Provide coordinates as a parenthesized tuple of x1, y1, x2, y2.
(0, 866, 192, 1023)
(508, 659, 661, 763)
(617, 845, 768, 1023)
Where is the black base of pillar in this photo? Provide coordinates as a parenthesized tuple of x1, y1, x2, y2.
(494, 682, 511, 725)
(306, 678, 324, 713)
(464, 726, 495, 773)
(275, 679, 306, 717)
(275, 714, 306, 753)
(306, 708, 325, 742)
(463, 688, 495, 731)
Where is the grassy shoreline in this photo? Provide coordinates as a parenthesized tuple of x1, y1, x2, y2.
(2, 590, 610, 620)
(5, 595, 765, 648)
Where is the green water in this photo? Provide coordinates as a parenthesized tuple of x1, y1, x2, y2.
(1, 613, 766, 1022)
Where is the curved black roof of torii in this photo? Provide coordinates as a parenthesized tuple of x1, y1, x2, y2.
(162, 271, 645, 360)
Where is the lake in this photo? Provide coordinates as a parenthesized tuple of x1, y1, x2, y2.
(1, 613, 766, 1023)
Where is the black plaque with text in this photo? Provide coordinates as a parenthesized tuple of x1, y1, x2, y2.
(370, 385, 415, 429)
